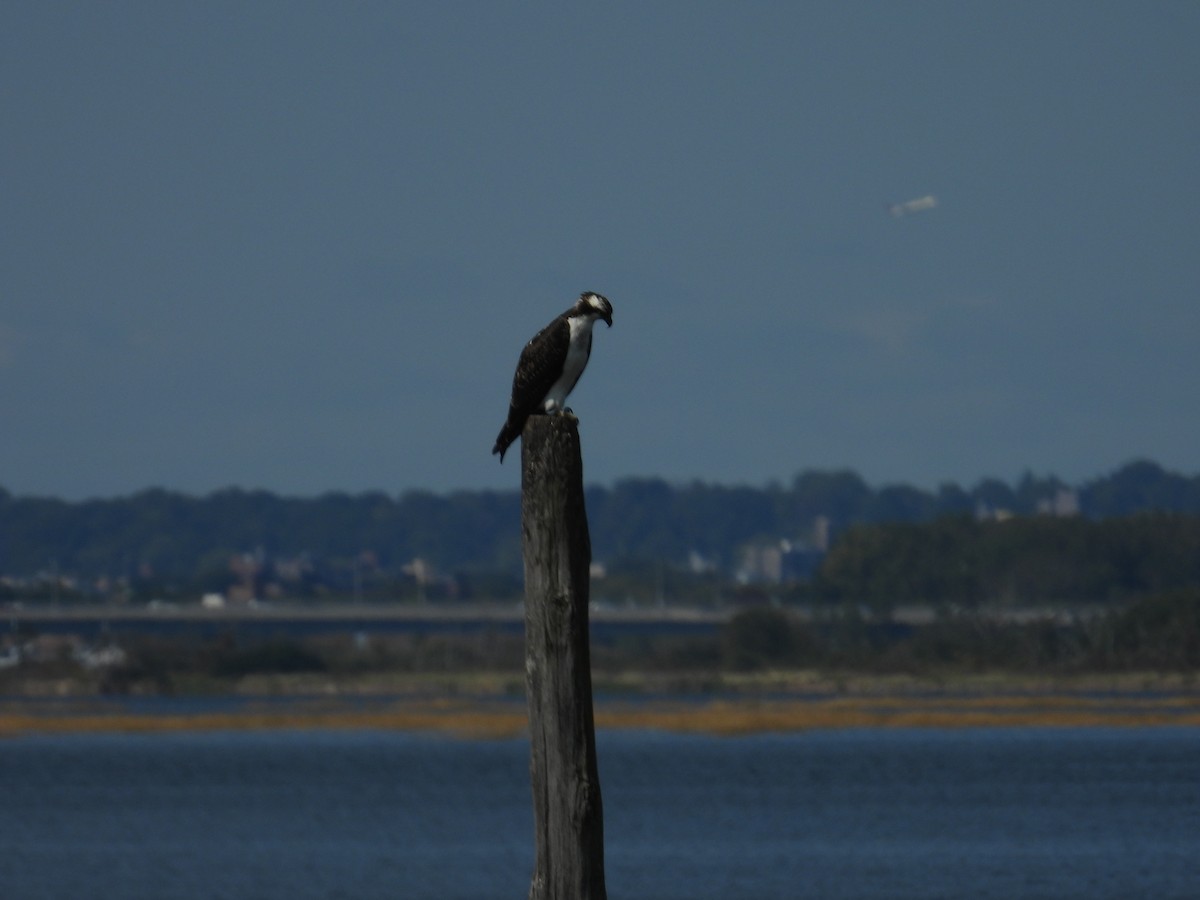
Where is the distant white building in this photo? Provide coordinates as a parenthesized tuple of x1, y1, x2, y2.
(738, 537, 825, 584)
(1037, 489, 1080, 517)
(975, 503, 1014, 522)
(687, 550, 717, 575)
(74, 642, 127, 669)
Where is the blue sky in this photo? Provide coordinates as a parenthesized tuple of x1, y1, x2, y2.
(2, 2, 1197, 499)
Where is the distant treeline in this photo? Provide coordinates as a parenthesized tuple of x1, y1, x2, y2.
(1, 460, 1199, 605)
(803, 514, 1200, 612)
(9, 588, 1196, 699)
(721, 589, 1200, 674)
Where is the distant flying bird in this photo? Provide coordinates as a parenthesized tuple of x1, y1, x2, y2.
(492, 291, 613, 462)
(887, 194, 938, 218)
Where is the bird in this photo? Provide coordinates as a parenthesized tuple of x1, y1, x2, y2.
(492, 291, 613, 462)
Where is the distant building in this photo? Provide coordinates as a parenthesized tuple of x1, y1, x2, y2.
(1037, 489, 1080, 517)
(975, 503, 1014, 522)
(686, 550, 717, 575)
(74, 642, 127, 669)
(737, 538, 825, 584)
(0, 642, 20, 669)
(225, 584, 257, 605)
(812, 515, 832, 553)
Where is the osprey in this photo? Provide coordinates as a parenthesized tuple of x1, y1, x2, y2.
(492, 291, 613, 462)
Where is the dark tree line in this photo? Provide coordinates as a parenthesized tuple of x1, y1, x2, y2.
(14, 588, 1195, 698)
(1, 460, 1198, 602)
(806, 513, 1200, 612)
(721, 588, 1200, 674)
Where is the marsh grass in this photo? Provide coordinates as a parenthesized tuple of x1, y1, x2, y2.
(3, 674, 1198, 739)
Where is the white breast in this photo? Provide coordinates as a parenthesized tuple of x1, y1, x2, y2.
(542, 315, 595, 412)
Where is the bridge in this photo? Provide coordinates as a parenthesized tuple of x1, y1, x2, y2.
(4, 603, 728, 641)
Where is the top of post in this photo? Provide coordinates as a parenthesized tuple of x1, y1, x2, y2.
(521, 415, 584, 490)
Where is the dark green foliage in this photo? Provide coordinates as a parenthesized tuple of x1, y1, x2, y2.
(1, 461, 1198, 602)
(814, 514, 1200, 611)
(713, 589, 1200, 675)
(1081, 460, 1200, 516)
(880, 618, 1090, 674)
(722, 608, 805, 670)
(1091, 588, 1200, 670)
(207, 640, 327, 677)
(9, 590, 1199, 689)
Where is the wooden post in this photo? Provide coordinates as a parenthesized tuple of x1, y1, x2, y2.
(521, 415, 607, 900)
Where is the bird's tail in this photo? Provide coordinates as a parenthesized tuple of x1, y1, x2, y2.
(492, 418, 522, 462)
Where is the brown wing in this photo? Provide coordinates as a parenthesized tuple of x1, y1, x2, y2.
(509, 317, 569, 416)
(492, 316, 569, 460)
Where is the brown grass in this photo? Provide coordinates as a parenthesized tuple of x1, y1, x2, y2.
(596, 694, 1200, 735)
(0, 698, 529, 740)
(3, 688, 1199, 739)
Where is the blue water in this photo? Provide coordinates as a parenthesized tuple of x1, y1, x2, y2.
(2, 728, 1197, 900)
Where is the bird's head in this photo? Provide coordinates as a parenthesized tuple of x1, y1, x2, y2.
(578, 291, 613, 327)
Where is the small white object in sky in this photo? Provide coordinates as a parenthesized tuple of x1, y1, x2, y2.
(888, 194, 938, 218)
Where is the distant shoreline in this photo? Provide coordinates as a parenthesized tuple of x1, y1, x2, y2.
(3, 670, 1197, 738)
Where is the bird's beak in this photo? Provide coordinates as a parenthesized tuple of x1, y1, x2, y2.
(603, 312, 612, 327)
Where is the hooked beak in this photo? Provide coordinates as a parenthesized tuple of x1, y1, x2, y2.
(602, 311, 613, 327)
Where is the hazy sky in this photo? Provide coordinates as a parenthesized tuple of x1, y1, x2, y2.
(3, 2, 1197, 499)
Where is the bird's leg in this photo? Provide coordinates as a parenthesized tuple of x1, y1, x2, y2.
(545, 403, 576, 420)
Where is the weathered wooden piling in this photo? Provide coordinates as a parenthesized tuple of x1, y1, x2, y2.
(520, 415, 607, 900)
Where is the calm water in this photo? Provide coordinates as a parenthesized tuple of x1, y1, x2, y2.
(2, 728, 1198, 900)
